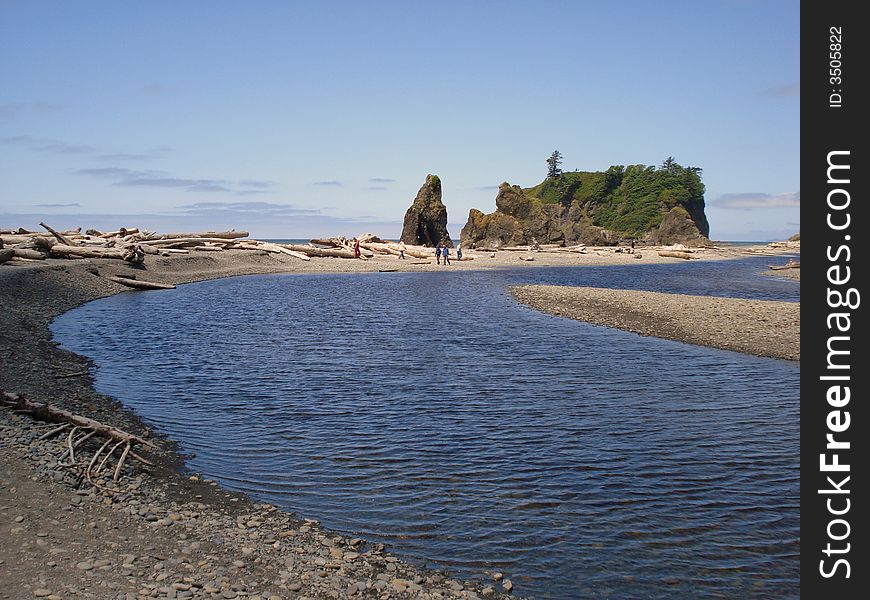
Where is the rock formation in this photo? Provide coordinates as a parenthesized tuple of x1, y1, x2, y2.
(461, 163, 710, 248)
(400, 174, 453, 247)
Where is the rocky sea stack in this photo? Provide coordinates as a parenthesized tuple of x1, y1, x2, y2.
(400, 174, 453, 247)
(461, 161, 710, 248)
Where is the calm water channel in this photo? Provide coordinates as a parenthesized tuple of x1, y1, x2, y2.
(52, 258, 800, 599)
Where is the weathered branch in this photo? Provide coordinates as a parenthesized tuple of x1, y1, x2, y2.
(1, 391, 156, 450)
(39, 222, 75, 246)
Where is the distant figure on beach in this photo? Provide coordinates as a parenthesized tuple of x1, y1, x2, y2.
(442, 244, 450, 266)
(353, 238, 360, 258)
(436, 242, 442, 265)
(456, 243, 462, 261)
(398, 241, 406, 259)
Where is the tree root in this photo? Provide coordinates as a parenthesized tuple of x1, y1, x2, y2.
(2, 390, 157, 492)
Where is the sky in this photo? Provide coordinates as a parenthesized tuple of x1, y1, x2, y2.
(1, 0, 800, 241)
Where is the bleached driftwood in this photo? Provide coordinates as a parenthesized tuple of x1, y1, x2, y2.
(256, 242, 312, 261)
(109, 276, 176, 290)
(657, 250, 698, 260)
(147, 230, 249, 241)
(39, 222, 76, 246)
(50, 244, 126, 260)
(2, 391, 156, 488)
(769, 260, 800, 270)
(284, 244, 357, 259)
(12, 248, 46, 260)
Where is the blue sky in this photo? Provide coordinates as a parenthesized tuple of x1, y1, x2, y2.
(1, 0, 799, 240)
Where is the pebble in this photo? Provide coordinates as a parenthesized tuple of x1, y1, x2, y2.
(33, 589, 52, 597)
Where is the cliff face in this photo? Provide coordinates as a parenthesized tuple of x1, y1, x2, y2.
(400, 174, 453, 247)
(461, 163, 710, 247)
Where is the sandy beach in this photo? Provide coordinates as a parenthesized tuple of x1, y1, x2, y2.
(0, 244, 796, 599)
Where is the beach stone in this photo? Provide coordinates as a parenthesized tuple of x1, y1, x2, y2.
(33, 589, 52, 597)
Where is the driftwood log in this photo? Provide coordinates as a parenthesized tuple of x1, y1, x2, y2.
(2, 391, 156, 488)
(49, 244, 127, 260)
(39, 222, 75, 246)
(141, 237, 238, 246)
(147, 230, 249, 240)
(657, 250, 698, 260)
(284, 244, 356, 259)
(109, 276, 176, 290)
(256, 242, 312, 261)
(12, 248, 46, 260)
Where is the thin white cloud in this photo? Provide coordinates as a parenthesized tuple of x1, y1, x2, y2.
(1, 134, 93, 154)
(0, 102, 66, 118)
(713, 191, 800, 210)
(140, 83, 174, 95)
(313, 180, 343, 187)
(74, 167, 277, 196)
(95, 153, 150, 161)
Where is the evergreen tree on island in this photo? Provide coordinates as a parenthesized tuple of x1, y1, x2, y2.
(546, 150, 563, 178)
(660, 156, 677, 173)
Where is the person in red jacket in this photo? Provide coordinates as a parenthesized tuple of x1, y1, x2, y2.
(353, 238, 360, 258)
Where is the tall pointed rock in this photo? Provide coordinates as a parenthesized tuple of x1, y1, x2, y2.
(400, 174, 453, 247)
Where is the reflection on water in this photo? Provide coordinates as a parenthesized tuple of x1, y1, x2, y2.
(52, 259, 799, 599)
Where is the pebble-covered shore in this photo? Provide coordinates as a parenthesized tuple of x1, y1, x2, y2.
(510, 285, 799, 361)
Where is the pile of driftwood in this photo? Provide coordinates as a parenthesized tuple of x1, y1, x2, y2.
(491, 243, 588, 254)
(769, 259, 800, 270)
(2, 391, 156, 493)
(310, 234, 475, 260)
(0, 225, 468, 267)
(768, 240, 801, 249)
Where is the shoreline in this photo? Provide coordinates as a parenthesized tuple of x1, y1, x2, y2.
(510, 285, 799, 361)
(0, 246, 796, 599)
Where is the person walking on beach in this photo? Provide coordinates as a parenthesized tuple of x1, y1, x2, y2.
(456, 243, 462, 262)
(353, 238, 361, 259)
(442, 243, 450, 266)
(398, 241, 406, 259)
(435, 242, 441, 265)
